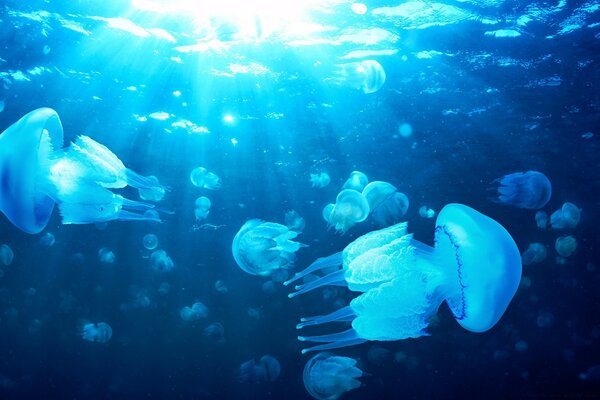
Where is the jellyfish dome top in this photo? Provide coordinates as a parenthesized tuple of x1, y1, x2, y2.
(323, 190, 370, 234)
(492, 171, 552, 209)
(342, 171, 368, 192)
(0, 109, 166, 233)
(285, 203, 522, 353)
(362, 181, 409, 227)
(232, 219, 306, 277)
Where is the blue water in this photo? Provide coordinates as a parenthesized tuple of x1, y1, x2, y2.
(1, 0, 599, 398)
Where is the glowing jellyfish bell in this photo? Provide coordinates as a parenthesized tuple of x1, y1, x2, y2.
(332, 60, 386, 94)
(285, 204, 522, 353)
(491, 171, 552, 209)
(303, 352, 363, 400)
(325, 190, 369, 234)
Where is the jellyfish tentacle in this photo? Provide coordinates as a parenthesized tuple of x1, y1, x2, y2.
(288, 269, 346, 299)
(125, 168, 164, 190)
(299, 328, 367, 354)
(297, 306, 356, 329)
(284, 252, 342, 286)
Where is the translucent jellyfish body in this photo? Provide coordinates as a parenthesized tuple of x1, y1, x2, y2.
(138, 176, 165, 201)
(555, 235, 577, 257)
(143, 233, 159, 250)
(362, 181, 409, 228)
(0, 108, 165, 233)
(521, 243, 547, 265)
(491, 171, 552, 209)
(150, 249, 174, 272)
(194, 196, 211, 221)
(285, 210, 306, 233)
(232, 219, 306, 277)
(190, 167, 221, 190)
(303, 352, 363, 400)
(310, 172, 331, 188)
(323, 190, 370, 234)
(419, 206, 436, 219)
(180, 302, 208, 321)
(39, 232, 56, 246)
(535, 211, 548, 229)
(203, 322, 225, 342)
(342, 171, 368, 192)
(80, 322, 112, 343)
(238, 355, 281, 383)
(0, 244, 14, 266)
(550, 202, 581, 229)
(98, 247, 116, 264)
(331, 60, 386, 94)
(285, 204, 521, 353)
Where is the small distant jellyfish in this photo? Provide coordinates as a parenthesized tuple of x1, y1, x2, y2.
(39, 232, 55, 246)
(138, 176, 165, 201)
(150, 249, 174, 272)
(536, 311, 555, 328)
(419, 206, 436, 218)
(579, 365, 600, 381)
(180, 301, 208, 321)
(368, 346, 390, 365)
(550, 202, 581, 229)
(238, 355, 281, 383)
(342, 171, 368, 192)
(215, 280, 229, 294)
(143, 233, 159, 250)
(158, 282, 170, 295)
(521, 243, 547, 265)
(535, 211, 548, 229)
(232, 219, 306, 277)
(0, 244, 14, 266)
(323, 190, 370, 234)
(398, 123, 413, 138)
(555, 235, 577, 257)
(285, 210, 306, 233)
(331, 60, 386, 94)
(190, 167, 221, 190)
(491, 171, 552, 209)
(303, 352, 363, 400)
(203, 322, 225, 342)
(144, 209, 160, 223)
(98, 247, 115, 264)
(310, 172, 331, 188)
(80, 322, 112, 343)
(194, 196, 211, 221)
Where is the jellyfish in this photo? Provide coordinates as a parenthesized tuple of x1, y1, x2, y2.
(214, 280, 229, 294)
(180, 302, 208, 321)
(138, 176, 165, 201)
(39, 232, 56, 246)
(194, 196, 211, 221)
(232, 219, 306, 277)
(362, 181, 409, 227)
(419, 206, 436, 219)
(190, 166, 221, 190)
(285, 203, 521, 353)
(80, 322, 112, 343)
(150, 249, 174, 272)
(0, 244, 14, 266)
(550, 202, 581, 229)
(98, 247, 116, 264)
(285, 210, 306, 233)
(491, 171, 552, 209)
(330, 60, 386, 94)
(555, 235, 577, 257)
(143, 233, 158, 250)
(238, 355, 281, 383)
(323, 190, 370, 234)
(303, 352, 363, 400)
(203, 322, 225, 342)
(0, 108, 165, 234)
(535, 211, 548, 229)
(342, 171, 368, 192)
(310, 172, 331, 188)
(521, 243, 547, 265)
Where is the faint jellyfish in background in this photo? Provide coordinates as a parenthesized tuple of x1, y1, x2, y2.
(203, 322, 225, 342)
(28, 319, 42, 335)
(419, 206, 436, 219)
(285, 210, 305, 233)
(247, 307, 262, 320)
(398, 122, 413, 138)
(330, 60, 386, 94)
(194, 196, 211, 221)
(342, 171, 368, 191)
(80, 321, 112, 343)
(550, 202, 581, 229)
(521, 243, 547, 265)
(303, 352, 363, 400)
(138, 176, 165, 202)
(535, 211, 548, 229)
(323, 190, 370, 234)
(515, 340, 528, 352)
(579, 365, 600, 381)
(232, 219, 306, 277)
(215, 280, 229, 294)
(555, 235, 577, 257)
(190, 167, 221, 190)
(150, 249, 174, 272)
(98, 247, 115, 264)
(362, 181, 409, 228)
(310, 172, 330, 188)
(536, 311, 555, 328)
(158, 282, 170, 295)
(39, 232, 55, 246)
(0, 244, 14, 266)
(180, 301, 208, 321)
(143, 233, 158, 250)
(285, 204, 522, 353)
(144, 209, 160, 223)
(262, 280, 277, 294)
(238, 355, 281, 384)
(368, 345, 390, 365)
(491, 171, 552, 209)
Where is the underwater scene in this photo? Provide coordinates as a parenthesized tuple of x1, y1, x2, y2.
(0, 0, 599, 399)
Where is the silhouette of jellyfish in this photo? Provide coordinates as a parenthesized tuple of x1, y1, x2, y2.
(550, 202, 581, 229)
(190, 167, 221, 190)
(180, 302, 208, 321)
(491, 171, 552, 209)
(232, 219, 306, 277)
(342, 171, 368, 192)
(331, 60, 386, 94)
(555, 235, 577, 257)
(0, 244, 14, 266)
(0, 108, 165, 233)
(323, 190, 370, 234)
(150, 249, 174, 272)
(194, 196, 211, 221)
(521, 243, 546, 265)
(285, 210, 306, 233)
(238, 355, 281, 383)
(535, 211, 548, 229)
(362, 181, 409, 227)
(310, 172, 331, 188)
(285, 204, 521, 353)
(80, 322, 112, 343)
(303, 352, 363, 400)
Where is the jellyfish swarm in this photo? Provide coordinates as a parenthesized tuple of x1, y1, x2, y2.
(323, 190, 370, 234)
(362, 181, 409, 228)
(491, 171, 552, 209)
(285, 204, 522, 353)
(0, 108, 165, 234)
(232, 219, 306, 277)
(303, 352, 363, 400)
(80, 322, 112, 343)
(330, 60, 386, 94)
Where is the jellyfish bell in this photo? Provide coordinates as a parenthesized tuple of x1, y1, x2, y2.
(332, 60, 386, 94)
(491, 171, 552, 209)
(327, 190, 369, 234)
(362, 181, 396, 211)
(342, 171, 368, 192)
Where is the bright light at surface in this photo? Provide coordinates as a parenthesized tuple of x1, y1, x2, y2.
(223, 115, 235, 123)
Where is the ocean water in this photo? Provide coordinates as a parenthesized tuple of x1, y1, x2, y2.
(0, 0, 599, 398)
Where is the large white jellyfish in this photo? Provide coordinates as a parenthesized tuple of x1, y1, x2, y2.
(285, 204, 522, 353)
(80, 321, 112, 343)
(323, 190, 370, 234)
(232, 219, 306, 277)
(0, 108, 165, 233)
(362, 181, 409, 227)
(303, 352, 363, 400)
(329, 60, 386, 94)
